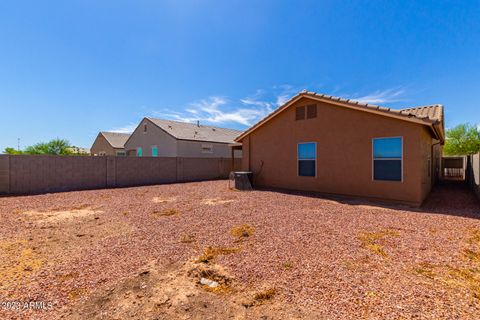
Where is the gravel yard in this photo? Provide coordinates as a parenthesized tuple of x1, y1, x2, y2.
(1, 180, 479, 319)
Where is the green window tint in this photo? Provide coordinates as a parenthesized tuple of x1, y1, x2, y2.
(152, 146, 158, 157)
(137, 147, 143, 157)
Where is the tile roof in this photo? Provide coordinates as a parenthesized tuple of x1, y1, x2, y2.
(399, 105, 443, 122)
(147, 118, 242, 144)
(100, 132, 130, 149)
(299, 91, 443, 124)
(235, 90, 445, 142)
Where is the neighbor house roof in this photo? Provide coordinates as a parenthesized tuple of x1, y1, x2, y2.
(147, 118, 243, 144)
(100, 132, 131, 149)
(235, 90, 445, 143)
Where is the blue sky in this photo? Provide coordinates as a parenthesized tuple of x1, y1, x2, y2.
(1, 0, 479, 151)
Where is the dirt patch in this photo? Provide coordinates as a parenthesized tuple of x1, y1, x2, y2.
(152, 196, 177, 204)
(201, 198, 235, 205)
(196, 247, 239, 263)
(0, 239, 45, 292)
(65, 260, 244, 320)
(23, 207, 102, 223)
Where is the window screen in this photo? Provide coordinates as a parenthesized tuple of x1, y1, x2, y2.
(373, 137, 402, 181)
(298, 142, 316, 177)
(295, 106, 305, 120)
(307, 104, 317, 119)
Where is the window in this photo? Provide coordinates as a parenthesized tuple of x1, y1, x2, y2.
(201, 144, 213, 154)
(98, 151, 106, 156)
(151, 146, 158, 157)
(298, 142, 316, 177)
(373, 137, 402, 181)
(307, 104, 317, 119)
(136, 147, 143, 157)
(295, 106, 305, 120)
(115, 151, 126, 156)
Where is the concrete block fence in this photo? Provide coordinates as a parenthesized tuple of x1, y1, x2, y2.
(0, 155, 241, 196)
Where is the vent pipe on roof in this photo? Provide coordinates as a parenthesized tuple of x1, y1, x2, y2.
(197, 120, 200, 127)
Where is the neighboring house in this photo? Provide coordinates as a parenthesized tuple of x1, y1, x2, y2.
(235, 90, 445, 206)
(67, 147, 90, 155)
(124, 117, 243, 158)
(91, 132, 130, 156)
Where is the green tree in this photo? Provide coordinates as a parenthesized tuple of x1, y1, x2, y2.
(3, 147, 23, 155)
(24, 139, 73, 155)
(443, 123, 480, 155)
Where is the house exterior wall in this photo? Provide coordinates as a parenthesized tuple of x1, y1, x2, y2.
(125, 118, 241, 158)
(241, 97, 437, 206)
(91, 134, 119, 156)
(177, 140, 241, 158)
(124, 118, 178, 157)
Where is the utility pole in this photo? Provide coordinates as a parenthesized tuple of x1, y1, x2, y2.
(17, 138, 20, 152)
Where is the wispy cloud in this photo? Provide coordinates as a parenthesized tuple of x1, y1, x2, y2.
(108, 123, 137, 134)
(351, 88, 406, 104)
(163, 96, 273, 127)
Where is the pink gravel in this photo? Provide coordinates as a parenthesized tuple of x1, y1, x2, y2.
(0, 180, 479, 319)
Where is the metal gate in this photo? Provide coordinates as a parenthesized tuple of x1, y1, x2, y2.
(442, 157, 465, 180)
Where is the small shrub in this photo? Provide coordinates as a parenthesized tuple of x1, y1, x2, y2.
(253, 288, 276, 303)
(282, 261, 293, 270)
(196, 247, 239, 263)
(152, 208, 179, 218)
(415, 263, 436, 279)
(358, 229, 399, 258)
(180, 234, 196, 244)
(230, 224, 255, 239)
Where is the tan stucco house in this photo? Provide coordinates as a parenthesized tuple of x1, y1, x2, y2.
(124, 117, 242, 158)
(91, 132, 130, 156)
(235, 90, 445, 206)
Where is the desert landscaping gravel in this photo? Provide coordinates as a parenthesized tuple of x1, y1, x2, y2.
(0, 180, 479, 319)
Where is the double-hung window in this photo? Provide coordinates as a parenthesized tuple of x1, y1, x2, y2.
(298, 142, 316, 177)
(373, 137, 402, 181)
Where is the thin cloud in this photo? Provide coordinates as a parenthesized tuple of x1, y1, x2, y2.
(108, 123, 137, 134)
(165, 96, 273, 127)
(351, 88, 406, 104)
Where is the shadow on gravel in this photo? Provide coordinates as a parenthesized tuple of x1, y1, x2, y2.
(257, 180, 480, 220)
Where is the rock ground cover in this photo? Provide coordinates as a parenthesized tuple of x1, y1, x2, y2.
(0, 180, 479, 319)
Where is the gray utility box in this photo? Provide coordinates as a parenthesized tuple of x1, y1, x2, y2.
(232, 171, 253, 190)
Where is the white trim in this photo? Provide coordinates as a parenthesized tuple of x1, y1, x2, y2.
(372, 136, 403, 182)
(297, 142, 317, 178)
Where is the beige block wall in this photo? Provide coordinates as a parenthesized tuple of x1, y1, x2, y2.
(241, 97, 435, 205)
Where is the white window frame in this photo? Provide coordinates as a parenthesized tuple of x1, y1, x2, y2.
(98, 151, 106, 156)
(115, 150, 126, 156)
(201, 143, 214, 154)
(297, 142, 317, 177)
(151, 145, 158, 157)
(372, 136, 403, 182)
